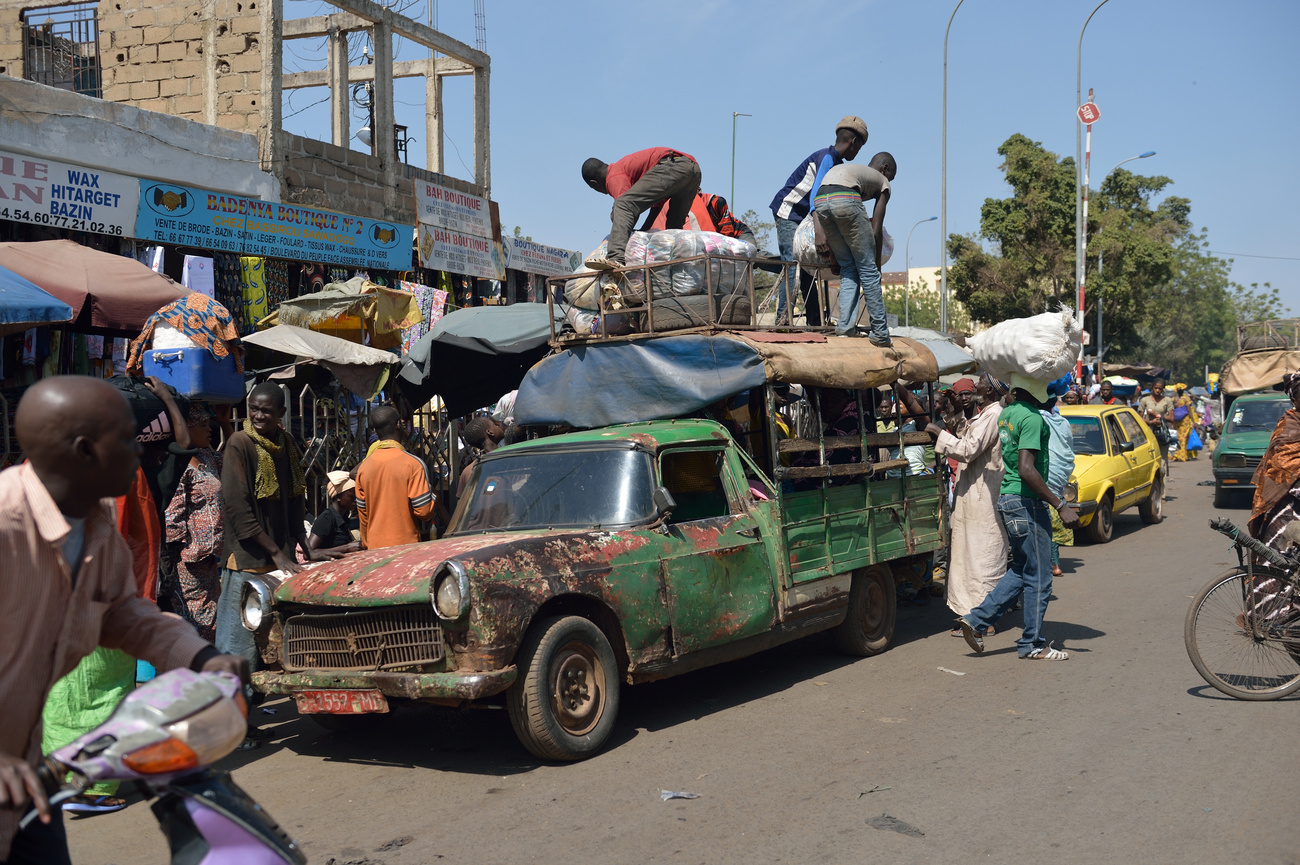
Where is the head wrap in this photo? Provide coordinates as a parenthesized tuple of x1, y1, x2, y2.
(951, 378, 976, 394)
(326, 469, 355, 499)
(980, 372, 1009, 398)
(1046, 374, 1074, 398)
(186, 402, 215, 427)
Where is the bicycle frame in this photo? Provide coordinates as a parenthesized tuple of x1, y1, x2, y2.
(1211, 518, 1300, 644)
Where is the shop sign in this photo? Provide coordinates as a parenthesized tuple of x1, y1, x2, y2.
(0, 149, 139, 238)
(135, 181, 410, 270)
(413, 180, 491, 238)
(417, 223, 503, 280)
(501, 236, 582, 277)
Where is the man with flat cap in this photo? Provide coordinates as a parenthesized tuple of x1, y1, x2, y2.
(0, 375, 249, 865)
(769, 116, 869, 326)
(581, 147, 701, 270)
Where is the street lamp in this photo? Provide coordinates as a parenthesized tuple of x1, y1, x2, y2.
(1093, 150, 1155, 378)
(1075, 0, 1111, 327)
(905, 216, 938, 328)
(939, 0, 965, 335)
(730, 112, 752, 210)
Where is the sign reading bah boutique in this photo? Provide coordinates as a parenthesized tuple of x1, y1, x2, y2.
(0, 149, 139, 238)
(135, 181, 410, 270)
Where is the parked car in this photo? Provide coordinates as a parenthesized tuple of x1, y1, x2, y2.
(1211, 391, 1290, 508)
(1059, 404, 1164, 542)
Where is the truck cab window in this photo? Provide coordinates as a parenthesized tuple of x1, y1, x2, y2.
(660, 449, 729, 523)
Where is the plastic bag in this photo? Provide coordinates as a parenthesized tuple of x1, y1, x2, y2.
(1188, 427, 1203, 452)
(968, 308, 1082, 382)
(793, 215, 894, 268)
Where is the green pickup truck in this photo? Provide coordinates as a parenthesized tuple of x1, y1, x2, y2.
(1213, 391, 1290, 507)
(246, 335, 945, 760)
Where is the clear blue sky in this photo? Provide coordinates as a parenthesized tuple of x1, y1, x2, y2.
(282, 0, 1300, 310)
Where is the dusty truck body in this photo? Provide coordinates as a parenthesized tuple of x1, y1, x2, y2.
(248, 324, 944, 760)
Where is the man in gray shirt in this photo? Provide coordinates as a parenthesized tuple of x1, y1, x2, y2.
(811, 152, 896, 345)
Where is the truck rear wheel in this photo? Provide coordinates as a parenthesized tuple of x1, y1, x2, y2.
(832, 565, 897, 657)
(507, 615, 620, 761)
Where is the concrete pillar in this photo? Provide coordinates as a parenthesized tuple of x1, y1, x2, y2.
(472, 62, 489, 193)
(259, 0, 283, 170)
(426, 60, 444, 174)
(328, 25, 349, 147)
(372, 20, 394, 168)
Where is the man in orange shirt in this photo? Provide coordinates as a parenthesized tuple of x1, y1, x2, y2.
(581, 147, 701, 269)
(355, 406, 435, 549)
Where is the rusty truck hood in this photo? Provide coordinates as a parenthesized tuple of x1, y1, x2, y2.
(276, 531, 565, 607)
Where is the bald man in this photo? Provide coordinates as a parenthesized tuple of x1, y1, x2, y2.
(355, 405, 435, 549)
(0, 376, 248, 864)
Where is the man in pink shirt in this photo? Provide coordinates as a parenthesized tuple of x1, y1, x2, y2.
(581, 147, 701, 269)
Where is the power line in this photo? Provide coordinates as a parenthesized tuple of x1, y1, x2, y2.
(1210, 250, 1300, 262)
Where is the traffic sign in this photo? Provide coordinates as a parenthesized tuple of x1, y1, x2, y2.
(1077, 102, 1101, 125)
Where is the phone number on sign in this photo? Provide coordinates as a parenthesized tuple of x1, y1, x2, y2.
(0, 207, 125, 235)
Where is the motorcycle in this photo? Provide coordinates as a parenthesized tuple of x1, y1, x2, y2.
(22, 668, 305, 864)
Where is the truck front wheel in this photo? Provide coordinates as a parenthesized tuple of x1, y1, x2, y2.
(507, 615, 620, 761)
(832, 565, 897, 657)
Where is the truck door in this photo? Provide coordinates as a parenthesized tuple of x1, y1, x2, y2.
(657, 446, 776, 655)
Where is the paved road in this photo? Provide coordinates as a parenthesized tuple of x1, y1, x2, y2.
(67, 456, 1297, 865)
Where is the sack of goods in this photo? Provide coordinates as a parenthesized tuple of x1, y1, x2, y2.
(793, 214, 894, 269)
(626, 229, 756, 300)
(968, 307, 1083, 382)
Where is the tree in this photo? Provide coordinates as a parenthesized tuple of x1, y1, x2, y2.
(511, 225, 532, 241)
(883, 278, 971, 333)
(739, 209, 774, 254)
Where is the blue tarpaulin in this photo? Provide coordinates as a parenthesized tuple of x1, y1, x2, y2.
(0, 263, 73, 334)
(514, 334, 767, 429)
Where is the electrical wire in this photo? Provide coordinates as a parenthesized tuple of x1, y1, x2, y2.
(1209, 251, 1300, 262)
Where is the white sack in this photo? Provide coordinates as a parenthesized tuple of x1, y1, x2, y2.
(968, 308, 1082, 382)
(794, 214, 894, 269)
(153, 322, 198, 350)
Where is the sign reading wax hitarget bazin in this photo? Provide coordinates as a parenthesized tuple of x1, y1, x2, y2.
(135, 180, 410, 270)
(0, 149, 140, 238)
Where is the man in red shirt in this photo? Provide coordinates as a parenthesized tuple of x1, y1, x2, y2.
(581, 147, 702, 269)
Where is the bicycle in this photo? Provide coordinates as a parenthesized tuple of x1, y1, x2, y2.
(1184, 518, 1300, 700)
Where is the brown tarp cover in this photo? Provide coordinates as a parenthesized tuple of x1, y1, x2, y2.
(0, 239, 188, 331)
(268, 277, 421, 350)
(241, 324, 398, 397)
(1220, 349, 1300, 395)
(729, 334, 938, 388)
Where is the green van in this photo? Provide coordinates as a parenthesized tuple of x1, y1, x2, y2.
(1212, 391, 1291, 507)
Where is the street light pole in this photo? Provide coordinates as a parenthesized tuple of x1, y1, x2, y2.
(1076, 0, 1111, 325)
(940, 0, 965, 335)
(731, 112, 752, 210)
(1094, 150, 1156, 378)
(905, 216, 938, 329)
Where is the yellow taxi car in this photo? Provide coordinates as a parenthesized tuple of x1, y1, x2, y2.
(1058, 404, 1164, 543)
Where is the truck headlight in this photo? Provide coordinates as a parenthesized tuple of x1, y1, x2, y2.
(1219, 453, 1247, 468)
(240, 576, 279, 631)
(432, 561, 469, 620)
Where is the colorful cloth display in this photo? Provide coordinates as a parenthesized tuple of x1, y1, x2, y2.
(125, 293, 243, 375)
(399, 280, 450, 356)
(240, 256, 270, 326)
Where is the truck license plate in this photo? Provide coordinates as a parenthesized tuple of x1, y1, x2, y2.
(294, 689, 389, 715)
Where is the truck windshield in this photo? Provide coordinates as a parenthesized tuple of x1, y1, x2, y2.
(1066, 416, 1107, 456)
(1226, 399, 1289, 432)
(451, 448, 657, 534)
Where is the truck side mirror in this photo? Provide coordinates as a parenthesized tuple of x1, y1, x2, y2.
(653, 486, 677, 518)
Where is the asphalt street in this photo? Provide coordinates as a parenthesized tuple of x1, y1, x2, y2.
(66, 455, 1298, 865)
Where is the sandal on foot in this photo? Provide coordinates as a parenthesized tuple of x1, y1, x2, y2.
(63, 795, 127, 814)
(1021, 642, 1069, 661)
(959, 620, 984, 654)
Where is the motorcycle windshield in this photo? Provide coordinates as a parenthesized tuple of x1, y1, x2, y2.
(157, 771, 306, 865)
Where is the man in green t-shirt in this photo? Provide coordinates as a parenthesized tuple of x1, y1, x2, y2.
(959, 375, 1079, 661)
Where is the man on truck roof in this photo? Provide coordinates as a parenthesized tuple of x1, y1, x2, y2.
(581, 148, 701, 270)
(770, 117, 868, 326)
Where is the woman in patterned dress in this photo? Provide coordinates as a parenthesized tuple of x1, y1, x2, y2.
(163, 403, 227, 641)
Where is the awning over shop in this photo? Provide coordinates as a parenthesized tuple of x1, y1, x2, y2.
(241, 324, 399, 397)
(267, 277, 421, 350)
(0, 264, 74, 336)
(890, 326, 975, 376)
(513, 333, 938, 429)
(397, 303, 562, 417)
(0, 239, 188, 331)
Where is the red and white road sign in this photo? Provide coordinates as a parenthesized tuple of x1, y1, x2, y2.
(1077, 102, 1101, 124)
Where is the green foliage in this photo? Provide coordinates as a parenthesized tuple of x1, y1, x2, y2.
(883, 279, 971, 332)
(739, 209, 774, 254)
(511, 225, 532, 241)
(947, 132, 1289, 382)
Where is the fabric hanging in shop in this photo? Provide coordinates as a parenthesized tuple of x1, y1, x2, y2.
(213, 253, 245, 333)
(182, 256, 215, 298)
(72, 333, 89, 375)
(240, 256, 270, 327)
(22, 328, 36, 365)
(41, 331, 60, 379)
(112, 338, 129, 375)
(327, 267, 349, 283)
(398, 280, 449, 357)
(300, 263, 326, 295)
(142, 246, 165, 273)
(265, 259, 293, 309)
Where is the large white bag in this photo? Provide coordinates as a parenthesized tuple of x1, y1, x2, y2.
(793, 214, 894, 269)
(968, 308, 1082, 381)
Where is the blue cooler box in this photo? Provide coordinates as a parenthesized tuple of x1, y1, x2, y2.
(144, 347, 244, 403)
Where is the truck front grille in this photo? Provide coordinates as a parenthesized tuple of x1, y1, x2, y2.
(283, 607, 444, 671)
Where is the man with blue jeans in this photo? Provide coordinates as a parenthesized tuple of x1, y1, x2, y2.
(960, 375, 1080, 660)
(769, 117, 867, 326)
(812, 153, 896, 344)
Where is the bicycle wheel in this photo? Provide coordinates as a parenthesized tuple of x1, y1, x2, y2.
(1184, 567, 1300, 700)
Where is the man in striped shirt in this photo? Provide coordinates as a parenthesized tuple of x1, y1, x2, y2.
(0, 376, 247, 864)
(769, 117, 868, 326)
(355, 406, 436, 549)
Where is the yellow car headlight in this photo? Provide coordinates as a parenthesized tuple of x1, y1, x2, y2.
(1065, 481, 1079, 503)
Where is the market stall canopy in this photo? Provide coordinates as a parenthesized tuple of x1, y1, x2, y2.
(267, 277, 421, 350)
(887, 326, 975, 376)
(0, 263, 73, 337)
(1219, 349, 1300, 396)
(1102, 362, 1173, 382)
(241, 324, 399, 397)
(397, 303, 563, 418)
(513, 332, 937, 429)
(0, 239, 187, 331)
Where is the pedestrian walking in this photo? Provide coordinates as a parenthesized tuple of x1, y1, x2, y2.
(355, 406, 436, 549)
